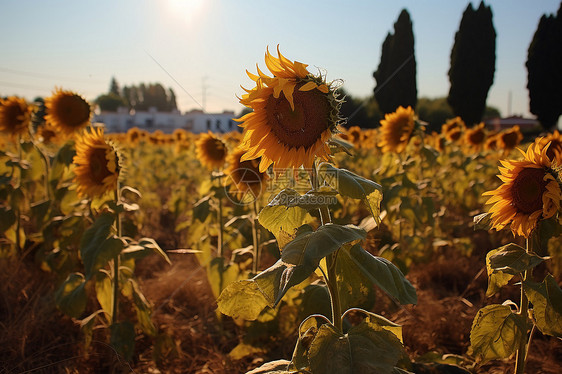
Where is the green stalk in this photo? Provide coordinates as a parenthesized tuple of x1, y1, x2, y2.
(319, 204, 342, 332)
(217, 194, 224, 258)
(515, 237, 532, 374)
(112, 187, 122, 325)
(251, 201, 260, 274)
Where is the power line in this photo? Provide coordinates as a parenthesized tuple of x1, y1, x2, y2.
(0, 66, 103, 84)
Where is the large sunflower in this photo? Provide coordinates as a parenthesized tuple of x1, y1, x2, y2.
(225, 147, 269, 203)
(235, 47, 342, 172)
(0, 96, 33, 136)
(377, 106, 416, 153)
(73, 126, 120, 198)
(45, 88, 91, 136)
(483, 141, 561, 237)
(195, 131, 228, 170)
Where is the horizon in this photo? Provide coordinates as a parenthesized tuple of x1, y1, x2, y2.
(1, 0, 561, 125)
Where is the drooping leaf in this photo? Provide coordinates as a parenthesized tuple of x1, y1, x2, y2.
(245, 360, 292, 374)
(282, 224, 366, 267)
(258, 189, 309, 248)
(485, 248, 514, 297)
(192, 195, 211, 222)
(473, 212, 492, 231)
(55, 272, 87, 318)
(110, 321, 136, 361)
(308, 320, 403, 374)
(82, 236, 123, 280)
(79, 211, 115, 279)
(523, 275, 562, 337)
(335, 245, 377, 312)
(470, 304, 526, 363)
(318, 162, 383, 223)
(130, 279, 157, 337)
(217, 279, 270, 320)
(488, 243, 546, 275)
(345, 244, 417, 305)
(95, 271, 114, 321)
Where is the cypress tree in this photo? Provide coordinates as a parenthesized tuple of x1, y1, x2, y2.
(447, 1, 496, 126)
(373, 9, 417, 114)
(526, 2, 562, 130)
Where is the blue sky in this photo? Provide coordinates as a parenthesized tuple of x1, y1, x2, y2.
(1, 0, 560, 122)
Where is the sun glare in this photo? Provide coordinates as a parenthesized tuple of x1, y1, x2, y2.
(164, 0, 206, 22)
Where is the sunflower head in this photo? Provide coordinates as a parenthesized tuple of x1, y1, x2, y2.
(73, 126, 120, 198)
(464, 122, 487, 149)
(225, 147, 269, 203)
(377, 106, 416, 153)
(235, 46, 343, 172)
(483, 141, 561, 238)
(498, 125, 523, 151)
(0, 96, 33, 137)
(195, 132, 228, 170)
(45, 88, 91, 136)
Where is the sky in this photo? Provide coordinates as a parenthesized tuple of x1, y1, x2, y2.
(1, 0, 560, 122)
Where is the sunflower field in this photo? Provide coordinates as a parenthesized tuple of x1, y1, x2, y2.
(1, 49, 562, 374)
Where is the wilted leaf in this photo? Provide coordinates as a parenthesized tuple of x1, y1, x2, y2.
(524, 275, 562, 337)
(470, 304, 526, 363)
(318, 163, 383, 223)
(246, 360, 291, 374)
(229, 343, 267, 360)
(485, 248, 514, 297)
(55, 272, 87, 318)
(488, 243, 546, 275)
(308, 321, 403, 374)
(95, 271, 113, 321)
(473, 212, 492, 231)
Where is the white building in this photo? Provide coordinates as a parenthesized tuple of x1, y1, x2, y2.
(94, 107, 240, 133)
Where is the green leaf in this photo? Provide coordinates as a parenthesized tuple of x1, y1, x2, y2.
(488, 243, 546, 275)
(82, 236, 123, 280)
(470, 304, 526, 363)
(344, 244, 417, 305)
(523, 275, 562, 337)
(258, 189, 309, 249)
(473, 212, 492, 231)
(110, 321, 136, 361)
(318, 163, 383, 223)
(335, 245, 377, 312)
(80, 310, 103, 351)
(208, 257, 243, 299)
(245, 360, 292, 374)
(130, 279, 157, 337)
(308, 321, 403, 374)
(80, 212, 119, 279)
(282, 223, 366, 267)
(30, 199, 51, 228)
(49, 141, 75, 189)
(254, 259, 317, 307)
(329, 137, 354, 155)
(485, 248, 514, 297)
(192, 195, 211, 222)
(217, 279, 270, 320)
(0, 206, 16, 232)
(95, 271, 114, 321)
(55, 272, 87, 318)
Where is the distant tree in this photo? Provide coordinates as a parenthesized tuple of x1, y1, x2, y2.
(95, 93, 127, 112)
(373, 9, 417, 114)
(448, 1, 496, 126)
(526, 2, 562, 130)
(109, 77, 120, 96)
(416, 97, 454, 132)
(167, 88, 177, 111)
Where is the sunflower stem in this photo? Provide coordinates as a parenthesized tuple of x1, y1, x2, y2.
(515, 237, 532, 374)
(251, 201, 260, 275)
(15, 135, 23, 253)
(112, 186, 122, 325)
(217, 193, 224, 258)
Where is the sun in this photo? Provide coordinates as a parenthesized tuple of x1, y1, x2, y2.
(164, 0, 206, 22)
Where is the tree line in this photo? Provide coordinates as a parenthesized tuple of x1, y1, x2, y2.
(359, 0, 561, 131)
(95, 78, 177, 113)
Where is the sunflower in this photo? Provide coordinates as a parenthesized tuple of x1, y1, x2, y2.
(483, 141, 561, 238)
(464, 122, 487, 150)
(0, 96, 33, 136)
(497, 125, 523, 152)
(235, 46, 342, 172)
(225, 147, 269, 202)
(73, 126, 120, 198)
(45, 88, 91, 136)
(377, 106, 416, 153)
(537, 130, 562, 164)
(442, 117, 465, 143)
(36, 122, 61, 145)
(195, 131, 228, 170)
